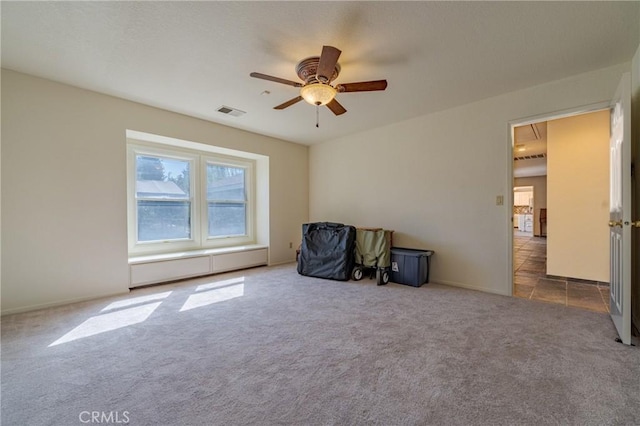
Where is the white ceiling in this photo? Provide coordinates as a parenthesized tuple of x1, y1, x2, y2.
(514, 121, 548, 178)
(2, 1, 638, 145)
(514, 123, 547, 156)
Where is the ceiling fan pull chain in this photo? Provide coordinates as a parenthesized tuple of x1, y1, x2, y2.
(316, 105, 319, 128)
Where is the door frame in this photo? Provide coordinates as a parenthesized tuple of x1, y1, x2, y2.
(506, 101, 611, 297)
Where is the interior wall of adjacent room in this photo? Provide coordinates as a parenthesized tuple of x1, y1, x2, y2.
(1, 69, 309, 314)
(309, 63, 629, 296)
(546, 110, 610, 282)
(514, 176, 547, 237)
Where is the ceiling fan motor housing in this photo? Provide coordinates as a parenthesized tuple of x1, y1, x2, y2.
(296, 57, 341, 84)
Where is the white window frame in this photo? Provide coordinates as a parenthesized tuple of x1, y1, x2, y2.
(201, 156, 254, 245)
(127, 141, 256, 255)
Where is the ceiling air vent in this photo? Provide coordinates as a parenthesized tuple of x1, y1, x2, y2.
(514, 153, 546, 161)
(217, 105, 246, 117)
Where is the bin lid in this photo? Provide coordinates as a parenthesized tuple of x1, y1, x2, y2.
(390, 247, 433, 257)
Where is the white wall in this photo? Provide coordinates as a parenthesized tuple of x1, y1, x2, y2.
(1, 70, 308, 314)
(546, 110, 609, 282)
(310, 63, 629, 295)
(514, 176, 547, 237)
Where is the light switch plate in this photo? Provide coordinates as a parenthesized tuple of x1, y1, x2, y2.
(496, 195, 504, 206)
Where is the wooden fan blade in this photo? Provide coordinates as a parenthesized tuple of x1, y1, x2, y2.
(326, 99, 347, 116)
(274, 96, 304, 110)
(250, 72, 302, 87)
(316, 46, 341, 83)
(336, 80, 388, 92)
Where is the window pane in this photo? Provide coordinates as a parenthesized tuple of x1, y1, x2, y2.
(208, 203, 246, 237)
(136, 155, 190, 199)
(207, 164, 245, 201)
(137, 200, 191, 241)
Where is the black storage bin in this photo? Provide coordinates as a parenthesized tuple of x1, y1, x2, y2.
(297, 222, 356, 281)
(390, 247, 434, 287)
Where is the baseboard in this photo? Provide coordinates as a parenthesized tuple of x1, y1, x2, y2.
(1, 289, 131, 316)
(269, 259, 297, 266)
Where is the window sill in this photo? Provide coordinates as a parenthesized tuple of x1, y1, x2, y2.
(128, 244, 268, 265)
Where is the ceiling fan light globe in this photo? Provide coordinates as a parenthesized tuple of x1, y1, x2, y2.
(300, 83, 336, 106)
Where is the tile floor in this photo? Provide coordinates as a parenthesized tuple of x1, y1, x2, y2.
(513, 233, 610, 313)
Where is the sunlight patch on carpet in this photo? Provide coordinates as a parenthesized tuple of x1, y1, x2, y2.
(180, 278, 245, 312)
(49, 302, 162, 347)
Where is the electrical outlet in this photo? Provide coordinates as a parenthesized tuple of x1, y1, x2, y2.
(289, 242, 293, 249)
(496, 195, 504, 206)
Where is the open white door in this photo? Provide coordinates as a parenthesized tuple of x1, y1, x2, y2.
(608, 72, 632, 345)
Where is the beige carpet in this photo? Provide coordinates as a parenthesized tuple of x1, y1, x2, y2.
(2, 264, 639, 425)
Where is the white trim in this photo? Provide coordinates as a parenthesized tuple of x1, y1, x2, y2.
(0, 289, 131, 316)
(201, 156, 255, 248)
(127, 144, 200, 254)
(508, 101, 610, 128)
(129, 244, 268, 264)
(268, 260, 297, 267)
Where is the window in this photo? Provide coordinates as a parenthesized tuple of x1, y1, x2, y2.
(136, 155, 192, 242)
(128, 143, 255, 254)
(206, 163, 247, 238)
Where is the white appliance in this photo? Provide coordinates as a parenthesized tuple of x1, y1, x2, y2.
(518, 214, 526, 231)
(518, 214, 533, 232)
(525, 214, 533, 232)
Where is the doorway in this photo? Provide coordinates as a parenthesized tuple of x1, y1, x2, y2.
(510, 107, 611, 313)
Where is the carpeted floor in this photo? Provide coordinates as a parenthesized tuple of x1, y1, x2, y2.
(2, 263, 639, 425)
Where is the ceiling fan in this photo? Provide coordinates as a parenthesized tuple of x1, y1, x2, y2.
(250, 46, 387, 116)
